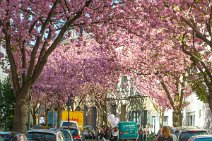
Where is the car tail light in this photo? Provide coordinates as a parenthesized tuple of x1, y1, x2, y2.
(120, 131, 123, 134)
(74, 135, 81, 139)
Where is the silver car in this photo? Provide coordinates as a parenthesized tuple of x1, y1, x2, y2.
(26, 129, 65, 141)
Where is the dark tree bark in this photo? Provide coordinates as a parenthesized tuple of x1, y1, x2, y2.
(57, 106, 62, 128)
(173, 109, 182, 127)
(12, 90, 28, 132)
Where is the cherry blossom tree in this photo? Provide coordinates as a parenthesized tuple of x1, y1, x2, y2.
(0, 0, 130, 132)
(32, 38, 123, 126)
(94, 20, 192, 125)
(173, 1, 212, 112)
(0, 0, 211, 132)
(78, 82, 110, 126)
(83, 0, 211, 126)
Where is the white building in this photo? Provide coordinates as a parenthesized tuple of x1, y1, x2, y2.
(0, 46, 8, 81)
(182, 94, 205, 128)
(147, 93, 210, 133)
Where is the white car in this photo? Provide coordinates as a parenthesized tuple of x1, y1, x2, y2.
(60, 120, 79, 129)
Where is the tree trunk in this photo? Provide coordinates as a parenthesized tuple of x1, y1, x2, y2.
(103, 104, 107, 125)
(57, 107, 62, 128)
(102, 111, 107, 126)
(32, 113, 36, 126)
(173, 109, 182, 127)
(159, 113, 164, 128)
(12, 91, 28, 133)
(31, 105, 37, 126)
(45, 107, 49, 128)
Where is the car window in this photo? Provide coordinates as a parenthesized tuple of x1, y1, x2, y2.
(0, 133, 27, 141)
(69, 129, 78, 136)
(60, 130, 71, 141)
(27, 132, 56, 141)
(179, 131, 207, 141)
(0, 134, 12, 141)
(62, 122, 77, 128)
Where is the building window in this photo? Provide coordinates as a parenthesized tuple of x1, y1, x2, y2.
(187, 112, 195, 126)
(163, 116, 168, 126)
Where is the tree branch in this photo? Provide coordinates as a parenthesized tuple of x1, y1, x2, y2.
(181, 34, 212, 84)
(31, 0, 92, 83)
(20, 40, 26, 86)
(27, 0, 59, 79)
(179, 76, 185, 110)
(35, 27, 52, 70)
(160, 79, 175, 110)
(2, 1, 20, 94)
(181, 16, 212, 48)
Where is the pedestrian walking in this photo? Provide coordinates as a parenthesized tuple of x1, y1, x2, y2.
(98, 128, 106, 141)
(111, 127, 119, 141)
(137, 124, 143, 141)
(157, 126, 173, 141)
(102, 126, 110, 141)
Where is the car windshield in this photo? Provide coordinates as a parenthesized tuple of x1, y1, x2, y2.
(27, 132, 56, 141)
(62, 122, 77, 128)
(179, 131, 207, 141)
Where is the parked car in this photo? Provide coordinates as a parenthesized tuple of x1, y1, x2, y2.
(60, 127, 83, 141)
(0, 132, 28, 141)
(26, 129, 65, 141)
(177, 128, 207, 141)
(188, 135, 212, 141)
(50, 128, 74, 141)
(60, 121, 79, 129)
(83, 125, 95, 139)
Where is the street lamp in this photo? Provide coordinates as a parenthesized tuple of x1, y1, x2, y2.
(84, 105, 88, 126)
(66, 94, 73, 129)
(27, 88, 32, 131)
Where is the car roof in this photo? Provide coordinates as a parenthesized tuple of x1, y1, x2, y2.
(84, 125, 93, 128)
(0, 132, 12, 134)
(118, 121, 136, 123)
(0, 132, 25, 136)
(60, 126, 78, 130)
(61, 120, 77, 123)
(27, 129, 59, 134)
(180, 128, 207, 132)
(192, 135, 212, 139)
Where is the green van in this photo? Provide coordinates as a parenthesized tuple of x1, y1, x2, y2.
(118, 121, 138, 141)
